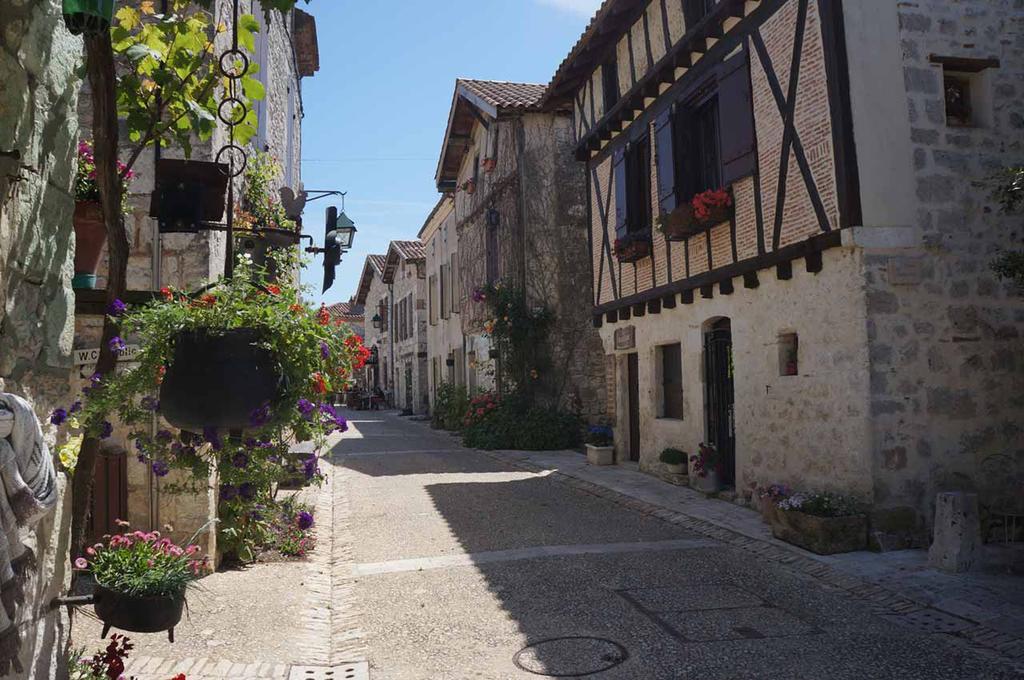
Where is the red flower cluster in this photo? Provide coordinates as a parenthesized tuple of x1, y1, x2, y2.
(311, 372, 328, 394)
(82, 633, 133, 679)
(691, 188, 732, 222)
(317, 305, 331, 326)
(463, 392, 500, 427)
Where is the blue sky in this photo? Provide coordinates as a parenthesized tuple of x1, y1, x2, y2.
(298, 0, 602, 306)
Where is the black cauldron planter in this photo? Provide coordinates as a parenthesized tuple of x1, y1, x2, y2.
(94, 585, 186, 642)
(160, 328, 285, 431)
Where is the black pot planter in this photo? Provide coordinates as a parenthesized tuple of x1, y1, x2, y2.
(94, 585, 185, 642)
(160, 328, 285, 431)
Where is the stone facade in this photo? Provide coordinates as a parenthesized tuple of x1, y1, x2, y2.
(438, 80, 606, 418)
(73, 1, 315, 556)
(0, 0, 81, 674)
(354, 254, 390, 395)
(382, 241, 429, 414)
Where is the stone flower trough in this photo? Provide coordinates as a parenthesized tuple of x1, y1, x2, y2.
(770, 509, 868, 555)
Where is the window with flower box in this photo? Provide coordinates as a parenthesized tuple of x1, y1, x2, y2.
(613, 134, 652, 238)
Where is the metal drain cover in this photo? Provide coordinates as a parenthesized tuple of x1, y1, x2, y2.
(513, 636, 628, 677)
(288, 663, 369, 680)
(881, 609, 973, 634)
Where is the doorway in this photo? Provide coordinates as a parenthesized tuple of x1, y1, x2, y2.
(404, 364, 413, 412)
(626, 353, 640, 462)
(87, 444, 128, 545)
(704, 319, 736, 484)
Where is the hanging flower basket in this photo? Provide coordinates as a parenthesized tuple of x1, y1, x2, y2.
(73, 201, 106, 290)
(692, 188, 734, 226)
(94, 585, 186, 642)
(160, 328, 286, 432)
(613, 235, 652, 263)
(656, 203, 701, 241)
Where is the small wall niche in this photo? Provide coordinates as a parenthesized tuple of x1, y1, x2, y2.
(930, 55, 999, 129)
(778, 332, 799, 377)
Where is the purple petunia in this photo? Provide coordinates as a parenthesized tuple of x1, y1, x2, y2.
(320, 341, 330, 360)
(108, 299, 127, 317)
(89, 372, 103, 387)
(297, 510, 314, 530)
(249, 402, 271, 428)
(303, 456, 320, 480)
(50, 408, 68, 426)
(108, 336, 127, 352)
(232, 452, 249, 469)
(141, 396, 160, 412)
(151, 460, 170, 477)
(318, 403, 348, 433)
(156, 429, 173, 443)
(297, 398, 315, 420)
(203, 427, 222, 451)
(219, 484, 238, 501)
(69, 401, 82, 414)
(239, 482, 256, 501)
(98, 421, 113, 439)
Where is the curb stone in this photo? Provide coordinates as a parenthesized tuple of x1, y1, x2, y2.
(473, 447, 1024, 671)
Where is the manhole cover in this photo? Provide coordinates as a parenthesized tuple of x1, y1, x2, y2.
(513, 636, 628, 677)
(880, 609, 974, 634)
(289, 662, 369, 680)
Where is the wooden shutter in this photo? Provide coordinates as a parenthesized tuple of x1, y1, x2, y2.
(654, 109, 676, 215)
(718, 49, 756, 185)
(613, 148, 628, 238)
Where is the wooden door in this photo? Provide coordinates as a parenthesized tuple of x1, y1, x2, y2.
(87, 449, 127, 544)
(704, 319, 736, 484)
(627, 353, 640, 462)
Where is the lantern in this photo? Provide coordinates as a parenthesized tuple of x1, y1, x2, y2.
(63, 0, 116, 36)
(371, 314, 382, 329)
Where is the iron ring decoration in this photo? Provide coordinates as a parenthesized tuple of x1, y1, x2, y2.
(218, 48, 249, 79)
(217, 97, 248, 127)
(215, 144, 247, 178)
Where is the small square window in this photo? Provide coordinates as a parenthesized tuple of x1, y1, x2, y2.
(944, 74, 972, 127)
(778, 333, 798, 377)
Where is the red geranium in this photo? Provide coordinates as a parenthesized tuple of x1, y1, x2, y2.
(691, 188, 732, 222)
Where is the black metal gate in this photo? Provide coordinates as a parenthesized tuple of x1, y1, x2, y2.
(704, 319, 735, 484)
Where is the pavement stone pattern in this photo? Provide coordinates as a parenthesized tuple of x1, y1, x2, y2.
(467, 442, 1024, 670)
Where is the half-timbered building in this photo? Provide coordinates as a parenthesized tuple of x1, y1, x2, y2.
(549, 0, 1024, 539)
(382, 240, 430, 415)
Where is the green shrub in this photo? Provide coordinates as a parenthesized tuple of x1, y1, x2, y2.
(659, 448, 687, 465)
(462, 395, 581, 451)
(432, 382, 469, 431)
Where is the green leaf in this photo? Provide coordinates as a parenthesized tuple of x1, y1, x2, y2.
(241, 76, 265, 101)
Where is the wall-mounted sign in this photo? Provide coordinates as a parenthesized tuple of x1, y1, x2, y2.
(73, 345, 140, 366)
(614, 326, 636, 351)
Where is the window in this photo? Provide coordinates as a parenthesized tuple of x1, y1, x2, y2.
(428, 274, 438, 325)
(684, 0, 715, 27)
(933, 56, 998, 129)
(659, 343, 684, 420)
(654, 50, 755, 212)
(378, 299, 388, 332)
(450, 252, 459, 315)
(944, 74, 971, 126)
(614, 135, 652, 237)
(602, 58, 619, 115)
(440, 263, 450, 320)
(778, 332, 798, 376)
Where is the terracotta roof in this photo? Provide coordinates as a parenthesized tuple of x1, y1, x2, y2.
(327, 300, 364, 321)
(391, 240, 426, 262)
(367, 254, 386, 275)
(543, 0, 646, 104)
(458, 79, 547, 111)
(354, 254, 387, 305)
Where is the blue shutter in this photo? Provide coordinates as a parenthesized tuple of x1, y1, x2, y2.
(718, 49, 757, 185)
(654, 108, 676, 216)
(613, 148, 628, 238)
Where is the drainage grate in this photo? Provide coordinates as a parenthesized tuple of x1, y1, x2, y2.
(288, 663, 369, 680)
(513, 636, 629, 677)
(880, 608, 974, 634)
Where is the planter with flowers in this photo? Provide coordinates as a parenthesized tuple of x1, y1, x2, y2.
(53, 252, 370, 561)
(73, 140, 134, 289)
(613, 233, 651, 263)
(772, 491, 867, 555)
(233, 152, 300, 273)
(755, 483, 793, 526)
(659, 447, 688, 475)
(585, 425, 615, 466)
(74, 522, 204, 641)
(692, 188, 734, 227)
(656, 203, 700, 241)
(689, 443, 720, 493)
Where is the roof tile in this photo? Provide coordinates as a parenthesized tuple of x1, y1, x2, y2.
(459, 79, 547, 111)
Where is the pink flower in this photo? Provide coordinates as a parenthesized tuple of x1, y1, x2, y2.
(85, 547, 96, 556)
(74, 557, 88, 569)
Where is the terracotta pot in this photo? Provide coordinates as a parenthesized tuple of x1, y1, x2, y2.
(73, 200, 106, 289)
(770, 509, 868, 555)
(94, 584, 185, 642)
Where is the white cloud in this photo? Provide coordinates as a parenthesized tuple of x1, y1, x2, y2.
(535, 0, 602, 16)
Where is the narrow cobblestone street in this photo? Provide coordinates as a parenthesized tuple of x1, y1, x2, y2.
(67, 410, 1024, 679)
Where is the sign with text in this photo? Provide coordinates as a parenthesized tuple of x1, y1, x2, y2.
(614, 326, 636, 351)
(73, 345, 141, 366)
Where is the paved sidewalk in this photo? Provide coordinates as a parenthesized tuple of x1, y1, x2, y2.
(454, 436, 1024, 668)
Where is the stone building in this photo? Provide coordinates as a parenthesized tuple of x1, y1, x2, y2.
(0, 0, 82, 674)
(381, 240, 430, 415)
(434, 79, 606, 417)
(419, 196, 491, 408)
(551, 0, 1023, 539)
(354, 254, 389, 393)
(73, 1, 319, 555)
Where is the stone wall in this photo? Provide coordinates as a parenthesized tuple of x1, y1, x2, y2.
(0, 0, 81, 675)
(390, 257, 428, 414)
(859, 0, 1024, 527)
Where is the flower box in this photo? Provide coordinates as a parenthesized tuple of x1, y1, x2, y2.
(770, 509, 868, 555)
(94, 585, 185, 642)
(692, 188, 734, 227)
(586, 444, 615, 466)
(613, 236, 651, 263)
(657, 204, 701, 241)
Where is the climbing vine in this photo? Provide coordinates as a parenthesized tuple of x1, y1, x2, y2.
(475, 283, 551, 396)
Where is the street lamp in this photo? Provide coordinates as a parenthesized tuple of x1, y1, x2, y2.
(371, 313, 382, 329)
(335, 211, 357, 249)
